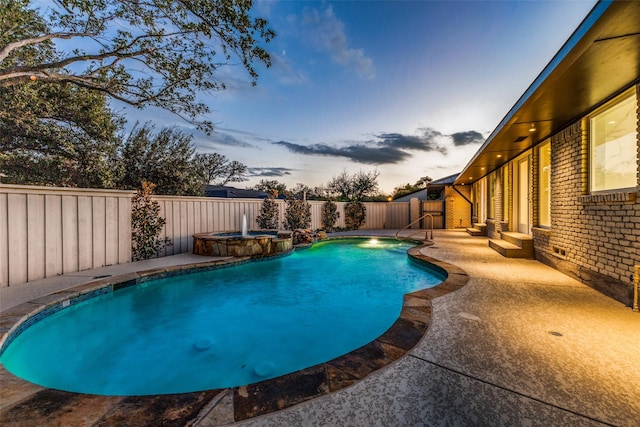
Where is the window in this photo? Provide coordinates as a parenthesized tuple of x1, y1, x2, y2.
(590, 90, 637, 192)
(538, 140, 551, 227)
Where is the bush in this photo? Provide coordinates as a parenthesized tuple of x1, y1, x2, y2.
(283, 195, 311, 230)
(344, 201, 366, 230)
(131, 181, 172, 261)
(321, 200, 339, 231)
(256, 193, 280, 229)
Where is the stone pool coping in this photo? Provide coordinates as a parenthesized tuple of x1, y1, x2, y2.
(0, 238, 469, 425)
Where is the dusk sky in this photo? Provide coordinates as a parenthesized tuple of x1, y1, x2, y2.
(120, 0, 597, 194)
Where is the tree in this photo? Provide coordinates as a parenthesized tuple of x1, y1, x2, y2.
(131, 181, 171, 261)
(256, 190, 280, 230)
(283, 194, 311, 230)
(0, 81, 122, 187)
(321, 200, 339, 231)
(253, 179, 287, 196)
(327, 169, 380, 201)
(194, 153, 247, 186)
(344, 201, 366, 230)
(117, 123, 201, 195)
(0, 0, 275, 132)
(391, 176, 432, 200)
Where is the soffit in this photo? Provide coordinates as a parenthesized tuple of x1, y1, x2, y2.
(455, 0, 640, 185)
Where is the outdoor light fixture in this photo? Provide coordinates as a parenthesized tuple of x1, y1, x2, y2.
(497, 154, 502, 158)
(529, 124, 536, 132)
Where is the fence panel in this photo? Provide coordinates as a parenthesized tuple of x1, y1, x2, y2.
(1, 185, 415, 287)
(45, 195, 63, 278)
(422, 200, 444, 229)
(0, 185, 134, 287)
(386, 203, 410, 229)
(27, 194, 46, 281)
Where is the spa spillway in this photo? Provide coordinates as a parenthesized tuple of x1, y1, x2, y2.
(192, 230, 293, 257)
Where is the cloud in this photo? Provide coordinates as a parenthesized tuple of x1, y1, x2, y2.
(272, 127, 485, 165)
(274, 128, 450, 165)
(450, 131, 485, 146)
(376, 130, 447, 153)
(269, 52, 309, 85)
(302, 6, 375, 79)
(195, 131, 255, 149)
(274, 140, 410, 165)
(247, 167, 293, 177)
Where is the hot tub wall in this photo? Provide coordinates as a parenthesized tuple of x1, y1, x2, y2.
(193, 234, 292, 257)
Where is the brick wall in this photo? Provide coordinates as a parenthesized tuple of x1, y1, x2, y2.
(533, 87, 640, 305)
(486, 166, 513, 239)
(445, 185, 472, 228)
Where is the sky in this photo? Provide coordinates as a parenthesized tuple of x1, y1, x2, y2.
(119, 0, 598, 194)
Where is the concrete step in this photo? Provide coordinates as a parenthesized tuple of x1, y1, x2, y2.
(466, 223, 487, 236)
(500, 232, 533, 253)
(466, 227, 483, 236)
(489, 231, 534, 258)
(488, 239, 533, 258)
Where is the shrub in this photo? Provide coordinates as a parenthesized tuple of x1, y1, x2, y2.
(344, 201, 366, 230)
(131, 181, 171, 261)
(321, 200, 339, 231)
(256, 191, 280, 229)
(283, 195, 311, 230)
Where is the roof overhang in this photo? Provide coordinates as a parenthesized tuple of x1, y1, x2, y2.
(455, 0, 640, 186)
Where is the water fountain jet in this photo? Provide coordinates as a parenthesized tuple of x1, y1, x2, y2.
(242, 214, 248, 238)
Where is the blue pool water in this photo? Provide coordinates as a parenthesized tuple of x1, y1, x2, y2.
(0, 238, 444, 395)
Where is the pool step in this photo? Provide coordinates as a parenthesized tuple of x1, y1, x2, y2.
(489, 232, 534, 259)
(466, 223, 486, 236)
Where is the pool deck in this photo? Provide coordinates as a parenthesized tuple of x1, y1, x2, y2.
(1, 229, 639, 426)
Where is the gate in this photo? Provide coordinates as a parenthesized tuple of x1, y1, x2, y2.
(422, 201, 444, 229)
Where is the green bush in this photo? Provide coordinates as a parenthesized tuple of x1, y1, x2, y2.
(321, 200, 339, 231)
(283, 195, 311, 230)
(344, 201, 366, 230)
(131, 181, 172, 260)
(256, 194, 280, 229)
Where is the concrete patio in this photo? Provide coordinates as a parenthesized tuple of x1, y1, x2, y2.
(1, 229, 638, 426)
(232, 229, 639, 427)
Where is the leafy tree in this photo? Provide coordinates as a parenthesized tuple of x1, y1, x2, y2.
(344, 201, 366, 230)
(321, 200, 339, 231)
(194, 153, 247, 186)
(0, 0, 275, 132)
(0, 82, 122, 187)
(283, 194, 311, 230)
(327, 169, 380, 201)
(256, 190, 279, 229)
(253, 179, 287, 196)
(131, 181, 171, 261)
(117, 123, 201, 195)
(0, 3, 123, 187)
(391, 176, 432, 200)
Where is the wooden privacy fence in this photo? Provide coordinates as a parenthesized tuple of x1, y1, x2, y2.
(0, 185, 133, 288)
(0, 184, 412, 287)
(154, 197, 411, 255)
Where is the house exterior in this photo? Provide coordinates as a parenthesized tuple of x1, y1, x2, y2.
(393, 189, 428, 203)
(426, 174, 473, 230)
(454, 0, 640, 306)
(204, 185, 269, 199)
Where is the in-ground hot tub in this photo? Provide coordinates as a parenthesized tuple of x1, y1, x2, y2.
(192, 230, 293, 257)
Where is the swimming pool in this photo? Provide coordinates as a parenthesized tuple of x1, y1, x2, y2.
(0, 238, 445, 396)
